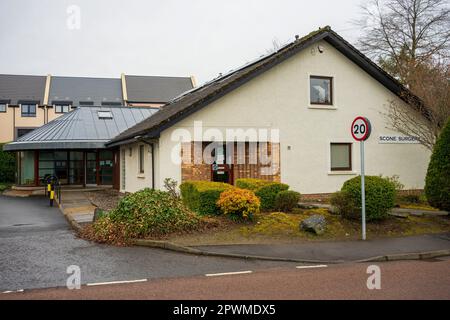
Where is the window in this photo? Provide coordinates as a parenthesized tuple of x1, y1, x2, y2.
(79, 101, 94, 106)
(310, 76, 333, 105)
(139, 145, 145, 174)
(55, 104, 70, 113)
(101, 101, 122, 106)
(21, 104, 36, 117)
(17, 128, 34, 139)
(0, 103, 6, 112)
(98, 111, 113, 119)
(330, 143, 352, 171)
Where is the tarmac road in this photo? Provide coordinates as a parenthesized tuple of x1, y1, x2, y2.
(2, 257, 449, 299)
(0, 195, 298, 291)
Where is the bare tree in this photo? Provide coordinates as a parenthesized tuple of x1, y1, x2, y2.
(385, 60, 450, 150)
(355, 0, 450, 82)
(355, 0, 450, 149)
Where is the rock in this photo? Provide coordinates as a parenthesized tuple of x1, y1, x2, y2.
(300, 215, 326, 235)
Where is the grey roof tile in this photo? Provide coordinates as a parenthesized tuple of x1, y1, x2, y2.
(0, 74, 46, 105)
(125, 75, 193, 103)
(49, 76, 123, 106)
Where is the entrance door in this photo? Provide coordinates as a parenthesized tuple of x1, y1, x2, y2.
(211, 144, 233, 184)
(86, 151, 97, 185)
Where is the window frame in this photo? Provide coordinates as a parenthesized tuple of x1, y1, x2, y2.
(330, 142, 352, 171)
(138, 145, 145, 174)
(310, 75, 333, 106)
(54, 104, 70, 114)
(21, 104, 37, 117)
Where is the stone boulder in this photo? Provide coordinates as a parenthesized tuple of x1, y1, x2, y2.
(300, 215, 326, 235)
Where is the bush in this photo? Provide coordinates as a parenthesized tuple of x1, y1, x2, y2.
(336, 175, 396, 221)
(236, 178, 289, 211)
(425, 119, 450, 211)
(236, 178, 271, 191)
(330, 191, 358, 219)
(217, 188, 260, 220)
(0, 144, 15, 183)
(180, 181, 233, 215)
(102, 188, 200, 239)
(255, 182, 289, 211)
(275, 190, 301, 212)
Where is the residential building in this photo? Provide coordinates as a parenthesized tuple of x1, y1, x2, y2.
(4, 27, 431, 195)
(0, 74, 195, 142)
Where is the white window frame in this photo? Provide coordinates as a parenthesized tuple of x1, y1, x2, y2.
(307, 73, 338, 110)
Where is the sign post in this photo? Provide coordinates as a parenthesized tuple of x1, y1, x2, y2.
(351, 116, 371, 240)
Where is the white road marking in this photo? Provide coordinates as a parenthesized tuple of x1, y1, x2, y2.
(86, 279, 148, 286)
(205, 270, 253, 277)
(296, 264, 328, 269)
(2, 289, 24, 294)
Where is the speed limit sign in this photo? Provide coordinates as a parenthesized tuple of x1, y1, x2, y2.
(351, 116, 371, 141)
(351, 116, 372, 241)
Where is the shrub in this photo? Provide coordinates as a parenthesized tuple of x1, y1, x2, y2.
(337, 175, 396, 221)
(0, 144, 15, 183)
(236, 178, 271, 191)
(275, 190, 301, 212)
(217, 188, 260, 220)
(180, 181, 233, 215)
(255, 182, 289, 211)
(425, 118, 450, 211)
(103, 188, 200, 239)
(236, 178, 289, 211)
(330, 191, 359, 219)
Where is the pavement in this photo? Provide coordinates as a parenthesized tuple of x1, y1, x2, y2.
(192, 233, 450, 262)
(2, 258, 449, 299)
(59, 191, 95, 224)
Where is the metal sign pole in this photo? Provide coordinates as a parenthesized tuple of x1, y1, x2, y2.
(361, 140, 366, 240)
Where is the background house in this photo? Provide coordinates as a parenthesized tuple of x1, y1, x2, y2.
(0, 74, 195, 142)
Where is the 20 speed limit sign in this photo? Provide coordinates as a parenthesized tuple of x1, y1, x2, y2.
(351, 116, 371, 141)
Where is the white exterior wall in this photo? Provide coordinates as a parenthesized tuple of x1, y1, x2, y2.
(120, 142, 154, 193)
(127, 40, 431, 194)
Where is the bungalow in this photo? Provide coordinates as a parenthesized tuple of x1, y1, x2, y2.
(4, 27, 431, 195)
(107, 27, 431, 195)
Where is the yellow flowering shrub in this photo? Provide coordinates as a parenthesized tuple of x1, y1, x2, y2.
(217, 188, 260, 220)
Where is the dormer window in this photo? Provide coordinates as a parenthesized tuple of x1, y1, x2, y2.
(310, 76, 333, 105)
(0, 103, 6, 112)
(55, 104, 70, 113)
(98, 111, 113, 119)
(21, 104, 36, 117)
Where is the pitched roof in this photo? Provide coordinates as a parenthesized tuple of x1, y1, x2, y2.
(48, 76, 123, 106)
(125, 75, 193, 103)
(3, 106, 158, 151)
(108, 26, 423, 147)
(0, 74, 47, 105)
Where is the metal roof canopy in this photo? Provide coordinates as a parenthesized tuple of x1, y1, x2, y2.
(3, 106, 159, 151)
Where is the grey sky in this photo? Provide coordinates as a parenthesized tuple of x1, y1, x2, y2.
(0, 0, 364, 85)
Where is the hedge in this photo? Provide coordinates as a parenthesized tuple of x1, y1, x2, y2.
(180, 181, 233, 215)
(275, 190, 301, 212)
(0, 143, 15, 183)
(236, 178, 289, 211)
(217, 188, 260, 220)
(334, 175, 396, 221)
(425, 118, 450, 211)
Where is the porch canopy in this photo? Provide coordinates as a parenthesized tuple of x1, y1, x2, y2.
(3, 106, 158, 186)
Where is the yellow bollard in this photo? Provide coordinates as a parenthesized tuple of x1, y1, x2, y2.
(50, 190, 55, 207)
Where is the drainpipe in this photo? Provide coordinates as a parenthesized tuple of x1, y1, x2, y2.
(135, 136, 155, 190)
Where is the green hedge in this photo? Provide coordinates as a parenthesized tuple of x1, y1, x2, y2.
(180, 181, 233, 215)
(236, 178, 289, 211)
(275, 190, 301, 212)
(0, 143, 15, 183)
(336, 175, 396, 221)
(425, 118, 450, 211)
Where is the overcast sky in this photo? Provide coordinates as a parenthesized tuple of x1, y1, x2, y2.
(0, 0, 364, 85)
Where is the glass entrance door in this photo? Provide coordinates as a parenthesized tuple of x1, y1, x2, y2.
(86, 151, 97, 185)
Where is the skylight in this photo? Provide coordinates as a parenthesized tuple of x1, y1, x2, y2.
(98, 111, 113, 119)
